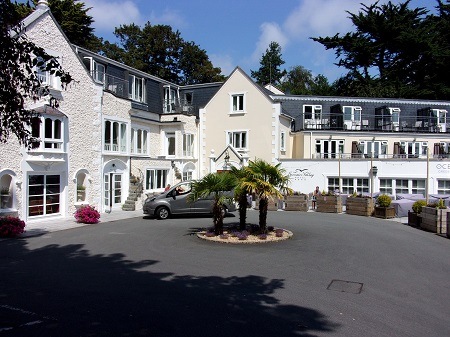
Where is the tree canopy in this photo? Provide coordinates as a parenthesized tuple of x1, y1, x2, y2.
(100, 22, 225, 85)
(280, 66, 335, 96)
(14, 0, 102, 52)
(312, 0, 450, 99)
(1, 0, 73, 148)
(251, 41, 287, 86)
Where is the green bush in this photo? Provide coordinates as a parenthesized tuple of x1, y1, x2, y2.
(377, 194, 392, 208)
(412, 200, 426, 213)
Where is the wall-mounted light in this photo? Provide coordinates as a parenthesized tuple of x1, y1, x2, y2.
(372, 166, 378, 177)
(171, 160, 175, 168)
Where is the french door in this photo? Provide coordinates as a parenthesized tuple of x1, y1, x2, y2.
(104, 173, 122, 209)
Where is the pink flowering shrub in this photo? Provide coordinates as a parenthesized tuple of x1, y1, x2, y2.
(0, 216, 26, 238)
(74, 205, 100, 224)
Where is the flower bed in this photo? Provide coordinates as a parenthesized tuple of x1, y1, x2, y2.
(0, 216, 25, 238)
(197, 228, 293, 244)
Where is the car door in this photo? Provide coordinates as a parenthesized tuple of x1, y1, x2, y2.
(168, 182, 192, 214)
(190, 193, 214, 214)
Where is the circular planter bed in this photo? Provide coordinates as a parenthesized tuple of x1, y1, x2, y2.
(197, 228, 293, 244)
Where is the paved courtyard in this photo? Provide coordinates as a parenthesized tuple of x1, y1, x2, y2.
(1, 211, 449, 336)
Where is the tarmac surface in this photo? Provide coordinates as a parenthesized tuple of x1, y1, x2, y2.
(21, 208, 408, 237)
(1, 209, 448, 336)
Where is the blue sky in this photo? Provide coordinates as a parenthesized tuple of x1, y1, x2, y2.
(82, 0, 437, 81)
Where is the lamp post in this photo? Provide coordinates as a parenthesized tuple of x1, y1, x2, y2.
(223, 150, 230, 170)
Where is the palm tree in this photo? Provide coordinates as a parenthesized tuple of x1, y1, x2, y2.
(230, 166, 250, 231)
(190, 172, 237, 235)
(241, 159, 292, 233)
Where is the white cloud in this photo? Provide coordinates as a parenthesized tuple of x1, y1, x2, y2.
(210, 54, 235, 76)
(84, 0, 142, 32)
(251, 22, 288, 62)
(84, 0, 186, 35)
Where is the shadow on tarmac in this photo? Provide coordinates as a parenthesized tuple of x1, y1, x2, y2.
(0, 237, 339, 336)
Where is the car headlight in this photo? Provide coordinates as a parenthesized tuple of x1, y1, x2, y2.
(145, 197, 156, 204)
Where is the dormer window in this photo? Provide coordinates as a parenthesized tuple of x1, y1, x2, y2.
(83, 57, 105, 84)
(129, 74, 145, 102)
(35, 53, 62, 90)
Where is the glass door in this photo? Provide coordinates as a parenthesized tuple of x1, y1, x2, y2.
(104, 173, 122, 209)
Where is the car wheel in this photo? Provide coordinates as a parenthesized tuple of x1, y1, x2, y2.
(156, 207, 170, 220)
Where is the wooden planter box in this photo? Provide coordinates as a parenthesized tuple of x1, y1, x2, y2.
(374, 206, 395, 219)
(267, 200, 279, 211)
(407, 211, 422, 227)
(420, 207, 449, 234)
(316, 195, 342, 213)
(447, 212, 450, 238)
(346, 197, 374, 216)
(284, 194, 308, 211)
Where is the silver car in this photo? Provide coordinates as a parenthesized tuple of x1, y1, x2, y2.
(143, 181, 236, 219)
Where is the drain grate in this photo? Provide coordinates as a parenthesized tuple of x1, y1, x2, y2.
(327, 279, 363, 294)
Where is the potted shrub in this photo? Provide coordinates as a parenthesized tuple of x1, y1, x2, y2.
(0, 187, 11, 208)
(408, 200, 426, 227)
(76, 184, 86, 202)
(316, 191, 342, 213)
(374, 194, 395, 219)
(74, 205, 100, 224)
(346, 193, 374, 216)
(421, 199, 449, 234)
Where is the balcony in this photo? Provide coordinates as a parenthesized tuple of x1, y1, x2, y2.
(296, 113, 449, 133)
(163, 98, 195, 115)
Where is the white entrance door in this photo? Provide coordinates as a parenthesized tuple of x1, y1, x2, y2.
(104, 173, 122, 209)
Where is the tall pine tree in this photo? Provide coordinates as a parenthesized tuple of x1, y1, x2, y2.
(251, 41, 286, 86)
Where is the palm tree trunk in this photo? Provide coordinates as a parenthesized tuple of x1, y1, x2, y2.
(213, 203, 224, 235)
(259, 196, 268, 233)
(238, 191, 247, 230)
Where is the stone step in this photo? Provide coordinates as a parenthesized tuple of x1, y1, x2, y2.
(122, 204, 136, 211)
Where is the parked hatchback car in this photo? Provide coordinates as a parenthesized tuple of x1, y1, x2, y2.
(143, 181, 236, 219)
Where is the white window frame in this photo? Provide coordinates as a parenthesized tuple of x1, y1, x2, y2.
(328, 177, 369, 194)
(230, 93, 246, 113)
(131, 127, 149, 155)
(34, 50, 62, 90)
(165, 132, 176, 157)
(400, 141, 428, 158)
(104, 119, 128, 154)
(30, 115, 64, 152)
(146, 169, 168, 190)
(28, 174, 61, 217)
(226, 130, 248, 150)
(304, 105, 322, 121)
(438, 180, 450, 194)
(343, 106, 362, 122)
(432, 109, 447, 132)
(183, 133, 194, 157)
(315, 139, 344, 159)
(358, 140, 388, 158)
(164, 86, 177, 113)
(129, 74, 145, 102)
(379, 178, 426, 197)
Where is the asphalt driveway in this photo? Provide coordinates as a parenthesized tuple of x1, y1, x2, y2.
(1, 211, 449, 336)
